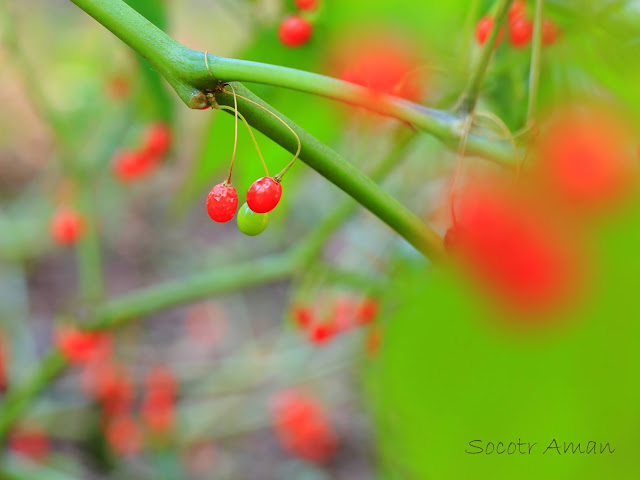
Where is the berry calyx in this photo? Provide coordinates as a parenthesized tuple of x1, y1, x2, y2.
(237, 202, 269, 236)
(475, 16, 503, 46)
(50, 207, 85, 246)
(246, 177, 282, 213)
(278, 15, 313, 47)
(508, 17, 533, 48)
(295, 0, 319, 11)
(207, 182, 238, 223)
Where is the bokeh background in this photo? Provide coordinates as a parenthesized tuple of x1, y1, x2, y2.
(1, 0, 640, 479)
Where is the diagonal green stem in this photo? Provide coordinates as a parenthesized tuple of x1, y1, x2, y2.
(526, 0, 545, 124)
(457, 0, 514, 113)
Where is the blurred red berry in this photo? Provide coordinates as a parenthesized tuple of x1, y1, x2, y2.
(452, 182, 580, 315)
(9, 429, 50, 462)
(57, 327, 112, 365)
(292, 304, 314, 329)
(338, 37, 423, 102)
(270, 390, 337, 463)
(82, 362, 133, 416)
(105, 415, 142, 456)
(542, 19, 558, 45)
(246, 177, 282, 213)
(106, 76, 130, 99)
(207, 182, 239, 222)
(279, 15, 313, 47)
(50, 207, 85, 246)
(475, 16, 503, 46)
(308, 322, 335, 345)
(365, 326, 383, 357)
(509, 17, 533, 48)
(143, 122, 172, 158)
(112, 149, 156, 181)
(331, 298, 357, 333)
(508, 0, 527, 22)
(141, 391, 175, 434)
(536, 107, 635, 210)
(146, 365, 178, 398)
(355, 298, 379, 325)
(295, 0, 318, 11)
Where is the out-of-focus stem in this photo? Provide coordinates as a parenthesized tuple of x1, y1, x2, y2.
(526, 0, 545, 124)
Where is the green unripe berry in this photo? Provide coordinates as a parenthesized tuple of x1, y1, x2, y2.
(237, 202, 269, 236)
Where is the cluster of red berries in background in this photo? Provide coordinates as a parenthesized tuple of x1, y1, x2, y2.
(291, 296, 381, 352)
(270, 389, 337, 463)
(278, 0, 319, 47)
(50, 206, 86, 246)
(112, 122, 172, 182)
(56, 326, 178, 456)
(206, 176, 282, 236)
(476, 0, 558, 49)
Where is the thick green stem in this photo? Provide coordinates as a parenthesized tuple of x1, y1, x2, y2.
(526, 0, 544, 124)
(457, 0, 514, 113)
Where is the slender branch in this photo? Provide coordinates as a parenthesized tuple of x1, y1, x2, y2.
(526, 0, 545, 124)
(457, 0, 514, 113)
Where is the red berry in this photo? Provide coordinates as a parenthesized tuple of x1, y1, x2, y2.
(475, 16, 503, 46)
(509, 17, 533, 48)
(246, 177, 282, 213)
(141, 392, 175, 434)
(50, 207, 85, 246)
(542, 19, 558, 45)
(292, 304, 314, 329)
(206, 183, 238, 223)
(112, 149, 155, 181)
(308, 322, 335, 345)
(57, 327, 112, 365)
(146, 366, 178, 398)
(508, 0, 527, 23)
(81, 362, 133, 416)
(355, 298, 379, 325)
(278, 15, 313, 47)
(143, 122, 172, 158)
(9, 429, 50, 462)
(295, 0, 318, 11)
(105, 415, 142, 456)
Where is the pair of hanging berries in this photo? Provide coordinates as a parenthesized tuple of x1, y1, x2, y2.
(278, 0, 319, 47)
(112, 122, 172, 182)
(206, 176, 282, 236)
(475, 1, 558, 48)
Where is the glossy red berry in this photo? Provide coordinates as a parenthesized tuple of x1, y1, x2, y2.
(246, 177, 282, 213)
(143, 122, 172, 158)
(542, 19, 558, 45)
(508, 0, 527, 23)
(50, 207, 85, 246)
(278, 15, 313, 47)
(475, 16, 503, 46)
(509, 17, 533, 48)
(295, 0, 318, 11)
(207, 183, 238, 223)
